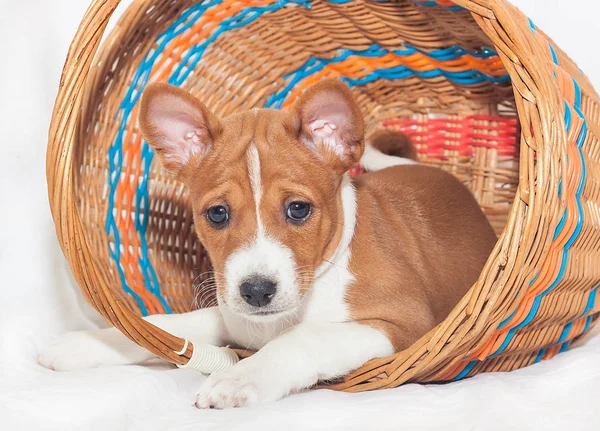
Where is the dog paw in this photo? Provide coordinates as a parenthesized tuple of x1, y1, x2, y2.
(193, 365, 283, 409)
(193, 368, 260, 409)
(38, 328, 149, 371)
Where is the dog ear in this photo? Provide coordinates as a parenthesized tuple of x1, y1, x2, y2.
(289, 78, 364, 173)
(139, 83, 222, 175)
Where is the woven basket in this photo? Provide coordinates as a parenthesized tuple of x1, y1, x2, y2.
(47, 0, 600, 392)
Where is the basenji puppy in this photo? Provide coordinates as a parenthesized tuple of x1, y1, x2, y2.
(40, 79, 497, 408)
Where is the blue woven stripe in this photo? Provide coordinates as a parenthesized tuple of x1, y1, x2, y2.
(552, 310, 596, 349)
(583, 315, 594, 334)
(497, 308, 518, 329)
(107, 0, 308, 314)
(497, 273, 540, 330)
(452, 360, 477, 380)
(549, 44, 559, 66)
(266, 44, 509, 108)
(107, 2, 218, 314)
(559, 341, 570, 353)
(579, 285, 599, 318)
(489, 52, 588, 357)
(413, 0, 464, 11)
(556, 322, 573, 344)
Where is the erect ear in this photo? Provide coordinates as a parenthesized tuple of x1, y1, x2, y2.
(289, 78, 365, 173)
(139, 83, 222, 175)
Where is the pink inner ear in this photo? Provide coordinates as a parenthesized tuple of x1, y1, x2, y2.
(307, 119, 344, 157)
(306, 102, 350, 157)
(309, 119, 338, 135)
(147, 101, 209, 167)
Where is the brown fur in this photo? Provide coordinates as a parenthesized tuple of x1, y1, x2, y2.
(139, 78, 497, 353)
(183, 109, 348, 299)
(347, 166, 497, 350)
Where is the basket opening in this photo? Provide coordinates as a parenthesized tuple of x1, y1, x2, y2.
(75, 0, 520, 316)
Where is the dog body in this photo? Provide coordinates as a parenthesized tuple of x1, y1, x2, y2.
(40, 80, 497, 408)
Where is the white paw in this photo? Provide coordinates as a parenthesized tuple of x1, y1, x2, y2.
(193, 364, 284, 409)
(38, 328, 150, 371)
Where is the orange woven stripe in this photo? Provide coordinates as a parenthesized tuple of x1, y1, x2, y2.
(115, 104, 163, 314)
(280, 51, 505, 109)
(113, 0, 278, 313)
(443, 57, 585, 378)
(474, 113, 583, 361)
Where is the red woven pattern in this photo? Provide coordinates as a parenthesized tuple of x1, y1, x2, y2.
(383, 115, 519, 160)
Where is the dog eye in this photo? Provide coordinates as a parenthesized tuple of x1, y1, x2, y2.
(206, 205, 229, 227)
(286, 202, 312, 224)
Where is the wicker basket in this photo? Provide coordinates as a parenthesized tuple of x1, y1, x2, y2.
(47, 0, 600, 392)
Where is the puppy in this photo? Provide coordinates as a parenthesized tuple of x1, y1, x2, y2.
(40, 79, 497, 408)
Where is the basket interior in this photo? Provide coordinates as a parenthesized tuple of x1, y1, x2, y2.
(75, 0, 520, 316)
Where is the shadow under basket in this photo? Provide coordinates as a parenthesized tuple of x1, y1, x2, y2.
(47, 0, 600, 391)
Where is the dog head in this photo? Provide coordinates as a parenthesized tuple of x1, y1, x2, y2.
(139, 79, 364, 320)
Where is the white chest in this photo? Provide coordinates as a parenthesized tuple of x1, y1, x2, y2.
(221, 306, 297, 350)
(301, 248, 353, 323)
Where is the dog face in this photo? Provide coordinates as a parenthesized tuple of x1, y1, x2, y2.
(139, 79, 364, 320)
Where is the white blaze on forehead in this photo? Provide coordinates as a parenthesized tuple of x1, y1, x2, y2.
(222, 143, 298, 315)
(246, 144, 264, 235)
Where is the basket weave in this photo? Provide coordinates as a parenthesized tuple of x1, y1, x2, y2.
(47, 0, 600, 391)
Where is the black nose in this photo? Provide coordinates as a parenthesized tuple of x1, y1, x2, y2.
(239, 277, 277, 307)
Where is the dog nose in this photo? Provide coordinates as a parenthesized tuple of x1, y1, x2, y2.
(239, 277, 277, 307)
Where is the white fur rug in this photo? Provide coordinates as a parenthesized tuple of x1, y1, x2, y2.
(1, 1, 599, 430)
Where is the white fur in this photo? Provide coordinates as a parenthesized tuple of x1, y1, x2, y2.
(221, 145, 299, 324)
(223, 235, 298, 320)
(218, 305, 299, 352)
(308, 119, 344, 157)
(247, 144, 264, 234)
(38, 327, 154, 371)
(305, 175, 356, 322)
(160, 130, 206, 167)
(39, 159, 393, 409)
(360, 144, 417, 171)
(38, 307, 228, 371)
(194, 322, 393, 408)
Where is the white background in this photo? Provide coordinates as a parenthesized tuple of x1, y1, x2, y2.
(1, 1, 599, 430)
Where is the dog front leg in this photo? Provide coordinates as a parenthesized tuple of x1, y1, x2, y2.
(39, 307, 228, 371)
(193, 321, 393, 408)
